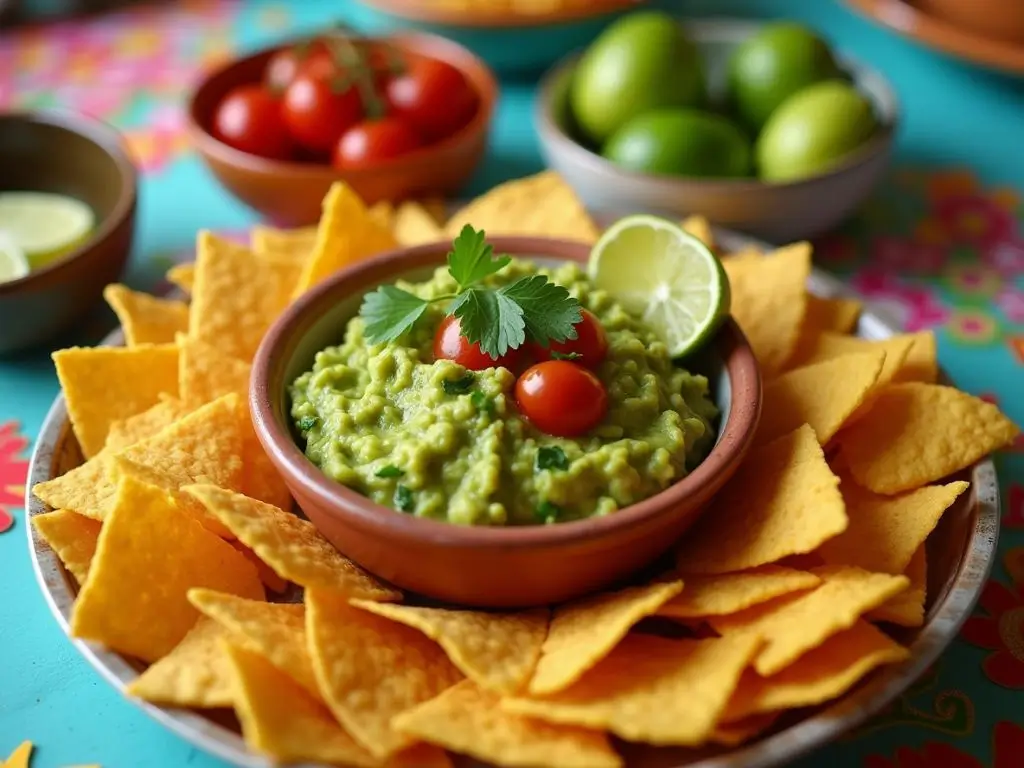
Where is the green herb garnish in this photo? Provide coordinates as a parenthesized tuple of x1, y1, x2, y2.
(536, 500, 561, 523)
(359, 225, 582, 358)
(442, 373, 475, 395)
(375, 465, 404, 479)
(550, 351, 582, 361)
(394, 484, 415, 512)
(470, 390, 495, 414)
(535, 446, 569, 472)
(297, 415, 319, 432)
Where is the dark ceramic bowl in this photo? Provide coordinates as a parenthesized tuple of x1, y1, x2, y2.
(251, 238, 762, 608)
(187, 32, 498, 227)
(0, 110, 137, 355)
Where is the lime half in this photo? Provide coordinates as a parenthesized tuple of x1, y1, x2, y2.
(0, 232, 30, 283)
(588, 214, 730, 358)
(0, 192, 95, 269)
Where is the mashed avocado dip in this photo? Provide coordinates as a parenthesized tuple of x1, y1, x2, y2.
(290, 259, 717, 526)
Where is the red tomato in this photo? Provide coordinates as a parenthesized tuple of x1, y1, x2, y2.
(264, 42, 330, 93)
(212, 84, 293, 160)
(532, 309, 608, 369)
(384, 56, 478, 141)
(282, 63, 364, 154)
(332, 118, 422, 169)
(515, 361, 609, 437)
(433, 315, 524, 372)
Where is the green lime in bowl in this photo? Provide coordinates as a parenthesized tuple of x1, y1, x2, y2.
(0, 191, 96, 272)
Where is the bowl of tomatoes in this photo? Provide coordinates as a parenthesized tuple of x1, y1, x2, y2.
(187, 29, 497, 226)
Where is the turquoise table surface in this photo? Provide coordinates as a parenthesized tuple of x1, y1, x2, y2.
(1, 1, 1022, 766)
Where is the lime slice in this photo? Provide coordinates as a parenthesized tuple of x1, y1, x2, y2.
(0, 192, 95, 269)
(588, 214, 730, 358)
(0, 232, 30, 283)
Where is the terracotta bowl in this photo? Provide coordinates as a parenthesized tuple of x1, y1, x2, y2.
(536, 19, 899, 242)
(251, 238, 762, 608)
(918, 0, 1024, 45)
(186, 33, 498, 227)
(0, 111, 137, 355)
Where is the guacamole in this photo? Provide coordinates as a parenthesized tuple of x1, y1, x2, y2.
(290, 259, 717, 526)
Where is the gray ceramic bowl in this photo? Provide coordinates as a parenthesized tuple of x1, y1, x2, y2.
(536, 19, 899, 242)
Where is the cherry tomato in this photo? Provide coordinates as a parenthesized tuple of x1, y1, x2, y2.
(212, 84, 293, 160)
(264, 42, 330, 93)
(433, 315, 524, 372)
(282, 62, 364, 154)
(332, 118, 422, 169)
(384, 56, 478, 142)
(532, 309, 608, 369)
(515, 361, 609, 437)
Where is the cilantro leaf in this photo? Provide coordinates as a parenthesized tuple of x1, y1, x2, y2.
(447, 225, 511, 289)
(535, 446, 569, 472)
(550, 351, 582, 361)
(471, 390, 495, 414)
(536, 500, 561, 523)
(451, 288, 526, 359)
(375, 465, 404, 478)
(360, 285, 428, 345)
(394, 484, 415, 512)
(297, 415, 319, 432)
(498, 275, 582, 347)
(442, 373, 475, 395)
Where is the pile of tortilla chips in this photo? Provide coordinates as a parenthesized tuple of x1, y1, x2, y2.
(31, 171, 1019, 768)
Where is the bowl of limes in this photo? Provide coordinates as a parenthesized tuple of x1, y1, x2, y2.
(536, 13, 899, 241)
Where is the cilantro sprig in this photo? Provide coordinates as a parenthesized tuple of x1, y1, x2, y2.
(359, 225, 582, 359)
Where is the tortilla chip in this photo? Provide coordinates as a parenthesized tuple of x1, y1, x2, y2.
(53, 344, 180, 458)
(505, 634, 761, 746)
(792, 332, 914, 388)
(368, 200, 395, 230)
(755, 351, 885, 446)
(394, 680, 620, 768)
(838, 383, 1019, 494)
(222, 641, 378, 767)
(892, 330, 938, 383)
(446, 171, 600, 244)
(868, 545, 928, 627)
(818, 479, 968, 574)
(70, 474, 263, 663)
(2, 741, 32, 768)
(104, 284, 189, 346)
(229, 540, 289, 594)
(723, 242, 810, 376)
(190, 231, 299, 362)
(126, 617, 233, 707)
(723, 620, 909, 720)
(708, 566, 908, 676)
(188, 588, 319, 698)
(166, 262, 194, 294)
(31, 509, 101, 585)
(177, 333, 251, 409)
(529, 580, 683, 695)
(306, 587, 463, 758)
(351, 600, 548, 694)
(104, 397, 189, 452)
(239, 420, 292, 512)
(250, 224, 317, 262)
(293, 183, 399, 296)
(657, 566, 821, 620)
(710, 713, 779, 747)
(681, 215, 714, 249)
(808, 295, 862, 334)
(675, 425, 847, 575)
(183, 484, 400, 601)
(393, 201, 446, 246)
(32, 450, 118, 521)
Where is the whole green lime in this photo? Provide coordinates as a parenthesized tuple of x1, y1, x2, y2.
(728, 22, 841, 130)
(570, 11, 706, 146)
(603, 109, 752, 178)
(756, 80, 878, 183)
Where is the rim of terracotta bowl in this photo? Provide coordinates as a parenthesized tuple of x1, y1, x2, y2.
(251, 237, 762, 550)
(535, 36, 900, 193)
(186, 31, 498, 179)
(358, 0, 636, 27)
(0, 109, 137, 296)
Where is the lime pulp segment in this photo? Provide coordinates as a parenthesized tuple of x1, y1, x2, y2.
(0, 192, 95, 267)
(0, 232, 30, 283)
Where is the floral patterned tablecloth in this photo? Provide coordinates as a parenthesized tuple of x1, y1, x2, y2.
(0, 1, 1021, 766)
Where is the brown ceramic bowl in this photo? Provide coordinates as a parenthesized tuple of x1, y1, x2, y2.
(0, 110, 137, 356)
(187, 33, 498, 227)
(918, 0, 1024, 45)
(251, 238, 762, 608)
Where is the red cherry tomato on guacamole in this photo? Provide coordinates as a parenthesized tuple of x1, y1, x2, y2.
(332, 118, 422, 169)
(533, 309, 608, 369)
(515, 361, 609, 437)
(384, 56, 477, 141)
(433, 315, 524, 371)
(264, 42, 330, 93)
(213, 84, 293, 160)
(282, 62, 364, 154)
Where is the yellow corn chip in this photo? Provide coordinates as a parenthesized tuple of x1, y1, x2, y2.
(505, 633, 761, 746)
(892, 330, 938, 383)
(675, 425, 847, 574)
(708, 565, 908, 676)
(293, 183, 399, 296)
(188, 588, 319, 698)
(104, 396, 189, 452)
(351, 600, 548, 694)
(70, 475, 263, 662)
(166, 262, 194, 294)
(250, 224, 317, 262)
(190, 231, 299, 362)
(839, 383, 1019, 494)
(222, 641, 378, 767)
(31, 509, 101, 585)
(723, 242, 810, 376)
(239, 420, 292, 513)
(177, 333, 251, 409)
(306, 587, 463, 758)
(2, 741, 32, 768)
(394, 680, 621, 768)
(529, 580, 683, 695)
(807, 294, 862, 334)
(723, 620, 909, 721)
(793, 332, 914, 388)
(32, 450, 118, 521)
(229, 540, 289, 594)
(445, 171, 600, 244)
(819, 479, 968, 574)
(755, 351, 885, 446)
(393, 201, 445, 246)
(657, 566, 821, 619)
(868, 544, 928, 627)
(681, 215, 714, 249)
(183, 484, 400, 601)
(417, 197, 448, 224)
(104, 284, 189, 346)
(710, 713, 779, 747)
(53, 344, 180, 458)
(126, 617, 233, 707)
(368, 200, 395, 230)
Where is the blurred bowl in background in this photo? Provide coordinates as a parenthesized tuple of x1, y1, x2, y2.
(918, 0, 1024, 45)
